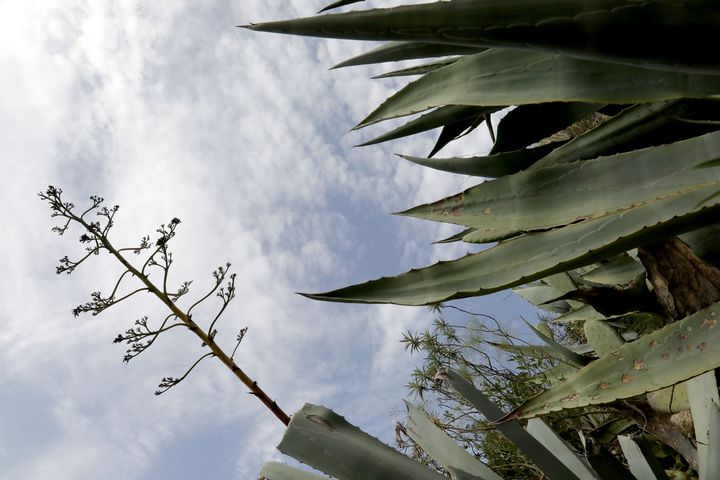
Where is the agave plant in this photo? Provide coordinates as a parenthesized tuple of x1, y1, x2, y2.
(248, 0, 720, 476)
(258, 367, 720, 479)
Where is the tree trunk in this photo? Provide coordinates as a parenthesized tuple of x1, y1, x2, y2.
(637, 236, 720, 321)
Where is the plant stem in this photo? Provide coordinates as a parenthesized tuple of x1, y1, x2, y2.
(76, 213, 291, 426)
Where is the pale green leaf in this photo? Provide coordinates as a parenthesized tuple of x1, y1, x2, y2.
(358, 50, 720, 128)
(398, 130, 720, 240)
(333, 41, 481, 69)
(259, 462, 328, 480)
(302, 187, 720, 305)
(441, 369, 583, 480)
(687, 371, 720, 480)
(617, 436, 669, 480)
(526, 419, 597, 480)
(405, 402, 503, 480)
(501, 301, 720, 421)
(278, 404, 446, 480)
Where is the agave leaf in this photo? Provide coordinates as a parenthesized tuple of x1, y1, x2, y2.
(440, 369, 583, 480)
(259, 461, 327, 480)
(245, 1, 720, 74)
(435, 227, 477, 245)
(490, 103, 601, 154)
(681, 222, 720, 263)
(488, 341, 559, 361)
(318, 0, 364, 13)
(500, 301, 720, 421)
(302, 187, 720, 305)
(277, 403, 446, 480)
(359, 106, 498, 147)
(513, 272, 577, 307)
(373, 58, 460, 79)
(580, 255, 644, 286)
(332, 41, 482, 69)
(705, 403, 720, 480)
(398, 130, 720, 240)
(699, 158, 720, 168)
(428, 115, 485, 158)
(592, 417, 636, 444)
(687, 371, 720, 480)
(398, 142, 561, 178)
(617, 436, 670, 480)
(531, 100, 698, 168)
(357, 50, 720, 128)
(551, 305, 605, 324)
(523, 318, 590, 367)
(405, 402, 503, 480)
(527, 362, 578, 385)
(515, 288, 572, 313)
(647, 382, 690, 414)
(526, 419, 597, 480)
(583, 319, 624, 357)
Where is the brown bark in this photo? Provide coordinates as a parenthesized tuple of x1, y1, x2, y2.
(638, 236, 720, 321)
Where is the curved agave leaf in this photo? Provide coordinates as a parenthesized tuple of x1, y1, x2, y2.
(592, 417, 636, 444)
(405, 402, 503, 480)
(357, 50, 720, 128)
(531, 100, 698, 168)
(245, 1, 720, 74)
(373, 58, 460, 79)
(318, 0, 364, 13)
(500, 301, 720, 421)
(552, 305, 605, 324)
(332, 41, 482, 69)
(428, 115, 486, 158)
(278, 403, 446, 480)
(490, 102, 601, 154)
(580, 254, 644, 286)
(397, 142, 561, 178)
(301, 187, 720, 305)
(359, 106, 498, 147)
(398, 130, 720, 240)
(435, 227, 476, 244)
(259, 461, 327, 480)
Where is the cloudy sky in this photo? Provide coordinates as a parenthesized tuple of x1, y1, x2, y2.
(0, 1, 539, 478)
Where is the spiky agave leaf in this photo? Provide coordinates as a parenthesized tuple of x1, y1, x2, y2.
(356, 50, 720, 128)
(302, 187, 720, 305)
(500, 301, 720, 421)
(358, 105, 498, 147)
(333, 41, 482, 69)
(246, 0, 720, 74)
(318, 0, 364, 14)
(397, 142, 562, 178)
(276, 404, 447, 480)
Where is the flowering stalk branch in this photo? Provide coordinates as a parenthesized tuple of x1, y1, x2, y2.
(40, 186, 290, 426)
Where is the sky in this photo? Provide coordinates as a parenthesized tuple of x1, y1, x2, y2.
(0, 1, 540, 478)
